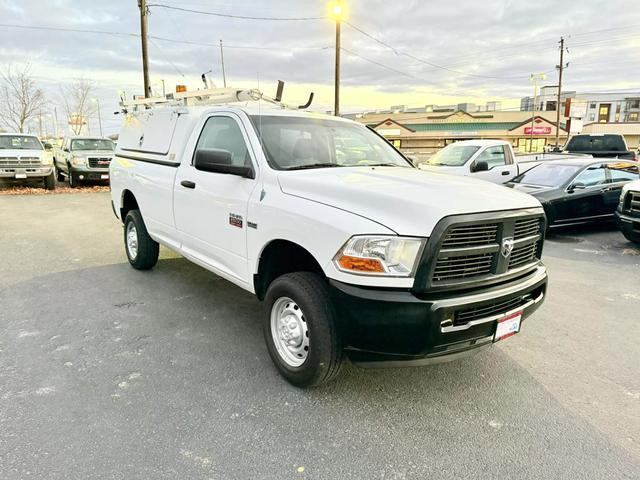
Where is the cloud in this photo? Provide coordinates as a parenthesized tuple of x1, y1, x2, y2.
(1, 0, 639, 134)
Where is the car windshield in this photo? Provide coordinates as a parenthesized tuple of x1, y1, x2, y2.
(250, 115, 412, 170)
(565, 135, 627, 152)
(426, 144, 479, 166)
(511, 163, 582, 187)
(71, 139, 115, 151)
(0, 135, 42, 150)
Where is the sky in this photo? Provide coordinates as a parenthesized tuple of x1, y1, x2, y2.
(0, 0, 639, 135)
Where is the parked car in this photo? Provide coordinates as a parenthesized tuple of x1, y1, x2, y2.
(53, 136, 115, 187)
(418, 139, 583, 183)
(506, 159, 640, 228)
(615, 179, 640, 243)
(110, 92, 548, 387)
(0, 133, 56, 189)
(563, 133, 636, 160)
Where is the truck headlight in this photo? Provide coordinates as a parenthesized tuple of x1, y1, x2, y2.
(41, 154, 53, 165)
(334, 236, 425, 276)
(71, 155, 86, 166)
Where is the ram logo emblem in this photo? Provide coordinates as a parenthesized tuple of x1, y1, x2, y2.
(501, 237, 515, 257)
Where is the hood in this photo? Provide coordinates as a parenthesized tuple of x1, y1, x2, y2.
(419, 164, 466, 175)
(278, 167, 542, 236)
(0, 149, 43, 158)
(508, 183, 556, 194)
(71, 150, 114, 157)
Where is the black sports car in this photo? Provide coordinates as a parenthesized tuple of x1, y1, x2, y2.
(506, 158, 640, 228)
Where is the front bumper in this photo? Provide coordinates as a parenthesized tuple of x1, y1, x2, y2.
(70, 166, 110, 181)
(615, 211, 640, 243)
(330, 264, 547, 366)
(0, 166, 53, 178)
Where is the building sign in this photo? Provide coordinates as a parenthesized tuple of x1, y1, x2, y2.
(524, 126, 552, 135)
(377, 128, 402, 136)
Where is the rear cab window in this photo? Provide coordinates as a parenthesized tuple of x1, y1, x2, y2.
(565, 135, 627, 152)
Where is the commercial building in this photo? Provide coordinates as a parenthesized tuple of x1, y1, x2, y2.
(354, 109, 565, 155)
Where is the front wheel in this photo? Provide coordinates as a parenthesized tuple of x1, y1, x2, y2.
(123, 209, 159, 270)
(264, 272, 343, 388)
(68, 168, 77, 188)
(43, 171, 56, 190)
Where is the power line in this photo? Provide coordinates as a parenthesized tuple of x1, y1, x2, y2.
(0, 23, 136, 38)
(146, 3, 326, 21)
(344, 21, 537, 80)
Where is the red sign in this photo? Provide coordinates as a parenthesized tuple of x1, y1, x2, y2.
(524, 126, 552, 135)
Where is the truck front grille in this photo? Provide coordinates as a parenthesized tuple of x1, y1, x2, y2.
(454, 295, 528, 326)
(625, 191, 640, 218)
(88, 157, 112, 168)
(429, 214, 544, 288)
(0, 157, 40, 168)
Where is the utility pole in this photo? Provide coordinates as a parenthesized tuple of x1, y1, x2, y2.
(331, 3, 343, 116)
(160, 79, 166, 96)
(138, 0, 151, 98)
(96, 100, 103, 137)
(220, 40, 227, 88)
(555, 37, 566, 147)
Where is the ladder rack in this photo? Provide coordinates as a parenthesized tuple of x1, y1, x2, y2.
(119, 84, 314, 112)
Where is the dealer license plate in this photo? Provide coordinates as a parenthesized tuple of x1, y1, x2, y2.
(494, 311, 522, 342)
(15, 173, 27, 179)
(100, 174, 109, 179)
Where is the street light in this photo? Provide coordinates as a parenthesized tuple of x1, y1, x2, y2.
(529, 72, 546, 153)
(330, 1, 345, 116)
(91, 98, 103, 137)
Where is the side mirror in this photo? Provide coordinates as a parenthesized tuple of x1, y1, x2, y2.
(568, 182, 586, 192)
(473, 160, 489, 172)
(63, 147, 70, 152)
(43, 142, 53, 150)
(194, 148, 254, 179)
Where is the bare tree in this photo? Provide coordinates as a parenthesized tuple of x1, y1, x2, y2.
(60, 79, 96, 135)
(0, 64, 47, 133)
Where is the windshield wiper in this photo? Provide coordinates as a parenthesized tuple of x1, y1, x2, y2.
(359, 163, 402, 167)
(285, 163, 341, 171)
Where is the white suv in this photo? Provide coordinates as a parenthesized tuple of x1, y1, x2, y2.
(110, 96, 548, 387)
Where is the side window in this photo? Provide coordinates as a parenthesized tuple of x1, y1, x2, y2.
(573, 165, 607, 187)
(475, 146, 507, 169)
(195, 116, 250, 168)
(606, 163, 639, 183)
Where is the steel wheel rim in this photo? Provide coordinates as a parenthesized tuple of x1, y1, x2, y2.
(270, 296, 309, 367)
(126, 222, 138, 259)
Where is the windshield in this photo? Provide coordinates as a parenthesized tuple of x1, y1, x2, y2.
(511, 163, 582, 187)
(250, 115, 412, 170)
(565, 135, 627, 152)
(71, 139, 115, 151)
(0, 135, 43, 150)
(426, 144, 479, 166)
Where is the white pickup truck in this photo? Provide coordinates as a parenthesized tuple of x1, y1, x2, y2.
(418, 139, 576, 183)
(110, 90, 548, 387)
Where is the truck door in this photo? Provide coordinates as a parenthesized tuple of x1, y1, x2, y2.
(173, 113, 259, 285)
(470, 145, 518, 183)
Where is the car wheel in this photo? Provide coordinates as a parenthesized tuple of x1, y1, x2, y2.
(264, 272, 344, 388)
(55, 164, 64, 182)
(43, 171, 56, 190)
(68, 168, 77, 188)
(124, 209, 159, 270)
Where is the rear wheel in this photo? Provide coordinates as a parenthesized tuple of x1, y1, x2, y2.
(123, 209, 159, 270)
(55, 164, 64, 182)
(264, 272, 343, 388)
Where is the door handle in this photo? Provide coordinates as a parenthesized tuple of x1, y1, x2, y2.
(501, 171, 510, 175)
(180, 180, 196, 189)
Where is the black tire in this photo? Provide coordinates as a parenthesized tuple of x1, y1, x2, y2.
(263, 272, 343, 388)
(68, 168, 77, 188)
(44, 171, 56, 190)
(123, 209, 159, 270)
(55, 163, 64, 182)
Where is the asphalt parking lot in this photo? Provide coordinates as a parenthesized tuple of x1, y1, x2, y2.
(1, 192, 639, 479)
